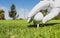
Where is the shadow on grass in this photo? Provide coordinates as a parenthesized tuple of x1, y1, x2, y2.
(28, 23, 60, 28)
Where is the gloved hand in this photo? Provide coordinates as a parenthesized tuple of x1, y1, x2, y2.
(27, 17, 32, 23)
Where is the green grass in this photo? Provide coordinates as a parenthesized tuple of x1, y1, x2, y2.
(0, 20, 60, 38)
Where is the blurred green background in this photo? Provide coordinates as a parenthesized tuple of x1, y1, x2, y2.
(0, 20, 60, 38)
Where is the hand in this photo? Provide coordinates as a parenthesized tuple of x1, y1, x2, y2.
(27, 17, 32, 23)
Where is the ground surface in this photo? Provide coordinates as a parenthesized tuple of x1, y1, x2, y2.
(0, 20, 60, 38)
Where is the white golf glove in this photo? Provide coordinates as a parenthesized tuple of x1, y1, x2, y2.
(27, 17, 32, 23)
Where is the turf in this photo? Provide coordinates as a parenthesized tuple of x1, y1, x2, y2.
(0, 20, 60, 38)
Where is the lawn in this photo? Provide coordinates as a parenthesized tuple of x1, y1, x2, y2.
(0, 20, 60, 38)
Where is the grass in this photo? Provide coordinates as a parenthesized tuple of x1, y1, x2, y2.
(0, 20, 60, 38)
